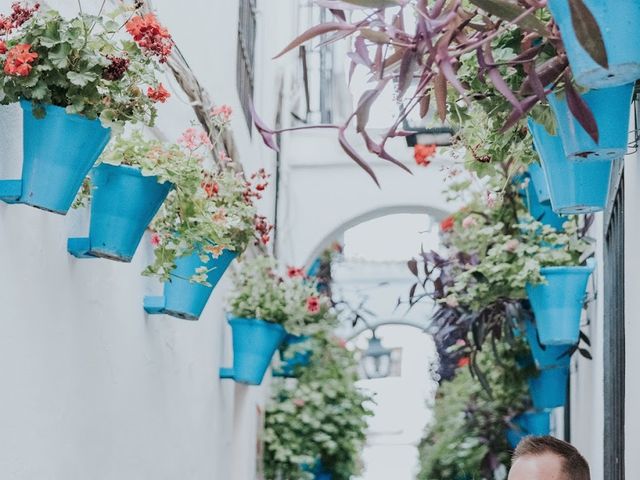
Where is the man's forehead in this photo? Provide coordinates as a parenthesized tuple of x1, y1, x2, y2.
(508, 452, 566, 480)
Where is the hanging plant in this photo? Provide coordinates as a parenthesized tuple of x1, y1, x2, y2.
(0, 2, 171, 213)
(254, 0, 612, 183)
(144, 107, 271, 284)
(264, 333, 373, 480)
(227, 256, 331, 336)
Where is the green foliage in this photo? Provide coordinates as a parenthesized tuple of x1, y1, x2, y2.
(0, 6, 165, 128)
(446, 216, 590, 312)
(142, 110, 263, 283)
(227, 256, 331, 334)
(418, 345, 530, 480)
(264, 332, 373, 480)
(100, 131, 198, 184)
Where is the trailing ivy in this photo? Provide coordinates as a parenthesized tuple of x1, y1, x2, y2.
(264, 332, 373, 480)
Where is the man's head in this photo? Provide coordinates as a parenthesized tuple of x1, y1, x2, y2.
(508, 436, 590, 480)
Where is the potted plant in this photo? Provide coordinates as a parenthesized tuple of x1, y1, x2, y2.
(142, 110, 271, 319)
(220, 256, 330, 385)
(264, 333, 372, 480)
(547, 84, 634, 161)
(254, 1, 615, 183)
(547, 0, 640, 89)
(67, 132, 189, 262)
(515, 220, 594, 346)
(528, 119, 612, 214)
(0, 3, 170, 214)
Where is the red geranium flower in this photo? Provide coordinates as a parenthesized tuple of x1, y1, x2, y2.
(0, 41, 7, 54)
(287, 266, 305, 278)
(414, 144, 437, 166)
(457, 356, 470, 368)
(3, 43, 37, 76)
(126, 13, 173, 63)
(440, 216, 455, 233)
(306, 296, 320, 314)
(147, 83, 170, 103)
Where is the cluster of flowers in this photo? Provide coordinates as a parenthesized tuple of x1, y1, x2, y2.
(0, 2, 40, 77)
(125, 13, 173, 63)
(0, 1, 39, 34)
(414, 144, 437, 167)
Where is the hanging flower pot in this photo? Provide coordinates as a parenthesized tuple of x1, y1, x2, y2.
(274, 334, 313, 378)
(548, 84, 633, 161)
(528, 366, 569, 409)
(527, 163, 550, 203)
(547, 0, 640, 89)
(526, 264, 593, 346)
(506, 411, 551, 449)
(519, 166, 565, 231)
(0, 101, 110, 214)
(144, 248, 237, 320)
(528, 119, 612, 214)
(524, 319, 572, 370)
(219, 317, 287, 385)
(67, 164, 172, 262)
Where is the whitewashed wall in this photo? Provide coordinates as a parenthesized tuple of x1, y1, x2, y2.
(0, 1, 295, 479)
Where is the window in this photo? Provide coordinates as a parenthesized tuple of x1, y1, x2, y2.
(603, 162, 625, 480)
(237, 0, 256, 129)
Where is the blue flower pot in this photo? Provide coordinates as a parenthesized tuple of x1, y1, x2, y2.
(524, 319, 572, 370)
(507, 411, 551, 448)
(547, 0, 640, 89)
(67, 164, 172, 262)
(548, 84, 633, 161)
(275, 334, 313, 377)
(528, 366, 569, 409)
(526, 265, 593, 346)
(520, 168, 565, 231)
(528, 163, 551, 203)
(219, 317, 287, 385)
(144, 249, 237, 320)
(0, 101, 110, 214)
(528, 119, 612, 214)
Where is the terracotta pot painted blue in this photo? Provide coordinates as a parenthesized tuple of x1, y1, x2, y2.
(144, 249, 237, 320)
(526, 265, 593, 346)
(528, 119, 612, 214)
(0, 101, 110, 214)
(275, 334, 313, 377)
(67, 164, 172, 262)
(548, 84, 633, 161)
(528, 366, 569, 409)
(219, 317, 287, 385)
(520, 167, 565, 231)
(524, 319, 572, 370)
(547, 0, 640, 89)
(506, 411, 551, 448)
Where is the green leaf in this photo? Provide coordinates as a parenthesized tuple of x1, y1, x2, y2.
(30, 83, 49, 100)
(568, 0, 609, 69)
(469, 0, 548, 36)
(66, 71, 98, 87)
(48, 43, 72, 69)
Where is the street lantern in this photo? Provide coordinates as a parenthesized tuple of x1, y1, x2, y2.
(362, 332, 392, 379)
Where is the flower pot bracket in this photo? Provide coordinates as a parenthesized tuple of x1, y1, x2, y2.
(219, 368, 236, 380)
(67, 237, 100, 259)
(0, 180, 23, 204)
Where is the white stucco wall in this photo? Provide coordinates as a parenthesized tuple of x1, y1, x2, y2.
(0, 1, 295, 479)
